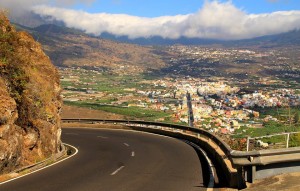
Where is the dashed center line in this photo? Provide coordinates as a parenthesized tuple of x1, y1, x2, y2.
(131, 151, 135, 157)
(123, 143, 130, 147)
(111, 166, 125, 176)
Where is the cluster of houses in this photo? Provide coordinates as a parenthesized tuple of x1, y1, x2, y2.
(60, 67, 299, 140)
(135, 78, 300, 136)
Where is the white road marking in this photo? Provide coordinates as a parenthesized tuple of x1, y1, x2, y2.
(131, 151, 135, 157)
(123, 143, 130, 147)
(111, 166, 125, 176)
(97, 136, 108, 139)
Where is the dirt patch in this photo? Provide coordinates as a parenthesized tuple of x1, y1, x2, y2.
(217, 172, 300, 191)
(62, 122, 128, 130)
(249, 176, 279, 188)
(61, 105, 125, 119)
(245, 172, 300, 191)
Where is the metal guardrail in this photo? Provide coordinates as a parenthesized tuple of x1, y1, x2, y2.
(62, 118, 232, 154)
(62, 118, 300, 188)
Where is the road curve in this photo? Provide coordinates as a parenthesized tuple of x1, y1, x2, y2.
(1, 128, 206, 191)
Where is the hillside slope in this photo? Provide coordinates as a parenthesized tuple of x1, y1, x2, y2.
(15, 23, 299, 81)
(0, 13, 62, 173)
(29, 24, 167, 75)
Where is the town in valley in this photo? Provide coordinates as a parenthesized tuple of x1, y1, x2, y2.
(60, 45, 300, 151)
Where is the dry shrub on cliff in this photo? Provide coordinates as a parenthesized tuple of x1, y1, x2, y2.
(0, 12, 62, 173)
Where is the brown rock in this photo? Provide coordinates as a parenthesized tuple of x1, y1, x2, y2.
(0, 12, 62, 174)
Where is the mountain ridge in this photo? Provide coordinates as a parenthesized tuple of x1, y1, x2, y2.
(16, 23, 300, 47)
(13, 22, 300, 82)
(98, 29, 300, 47)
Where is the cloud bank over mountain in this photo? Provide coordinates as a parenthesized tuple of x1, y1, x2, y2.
(2, 0, 300, 40)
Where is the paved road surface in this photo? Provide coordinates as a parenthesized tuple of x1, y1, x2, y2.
(1, 128, 206, 191)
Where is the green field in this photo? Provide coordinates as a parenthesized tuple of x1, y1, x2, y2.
(237, 121, 299, 137)
(61, 68, 175, 122)
(61, 70, 168, 94)
(257, 106, 300, 119)
(64, 101, 171, 121)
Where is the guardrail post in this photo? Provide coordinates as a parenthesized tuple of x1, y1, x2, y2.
(286, 133, 290, 148)
(237, 166, 246, 189)
(251, 165, 256, 183)
(245, 165, 256, 183)
(247, 136, 250, 152)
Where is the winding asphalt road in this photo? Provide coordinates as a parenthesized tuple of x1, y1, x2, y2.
(1, 128, 206, 191)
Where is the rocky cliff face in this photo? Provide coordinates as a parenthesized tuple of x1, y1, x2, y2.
(0, 13, 62, 174)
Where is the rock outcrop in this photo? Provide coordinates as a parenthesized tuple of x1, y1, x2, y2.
(0, 12, 62, 174)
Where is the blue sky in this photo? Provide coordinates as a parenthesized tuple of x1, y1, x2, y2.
(73, 0, 300, 16)
(1, 0, 300, 39)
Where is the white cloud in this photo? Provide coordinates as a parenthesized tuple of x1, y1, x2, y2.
(4, 0, 300, 40)
(0, 0, 94, 16)
(32, 5, 190, 39)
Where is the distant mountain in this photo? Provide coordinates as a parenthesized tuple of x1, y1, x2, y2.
(13, 23, 300, 81)
(15, 20, 300, 47)
(15, 23, 167, 74)
(98, 32, 224, 46)
(225, 30, 300, 47)
(34, 24, 85, 35)
(9, 12, 45, 28)
(98, 30, 300, 47)
(13, 23, 78, 36)
(10, 12, 64, 28)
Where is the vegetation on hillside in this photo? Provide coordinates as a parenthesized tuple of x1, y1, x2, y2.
(0, 12, 62, 173)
